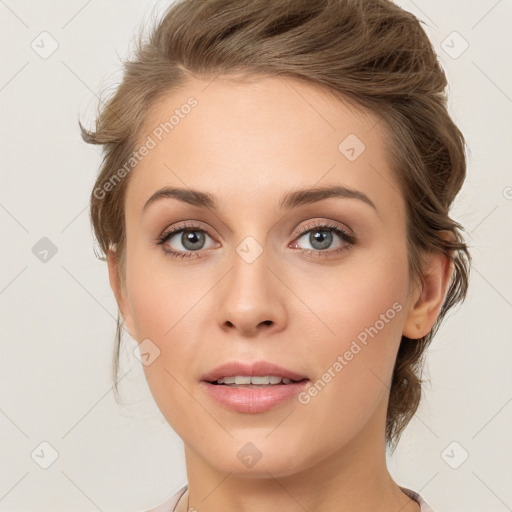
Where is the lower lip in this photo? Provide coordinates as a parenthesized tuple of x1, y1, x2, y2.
(200, 380, 309, 413)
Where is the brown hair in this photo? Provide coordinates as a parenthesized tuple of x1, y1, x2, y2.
(80, 0, 471, 451)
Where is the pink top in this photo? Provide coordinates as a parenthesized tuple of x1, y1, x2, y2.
(144, 484, 436, 511)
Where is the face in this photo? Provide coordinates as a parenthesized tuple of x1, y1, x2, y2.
(110, 75, 435, 479)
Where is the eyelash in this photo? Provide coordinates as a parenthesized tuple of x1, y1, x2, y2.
(157, 221, 357, 260)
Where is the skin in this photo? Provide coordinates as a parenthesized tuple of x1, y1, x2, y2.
(107, 75, 453, 512)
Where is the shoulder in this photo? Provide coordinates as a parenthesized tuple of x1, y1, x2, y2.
(142, 485, 188, 512)
(399, 486, 437, 512)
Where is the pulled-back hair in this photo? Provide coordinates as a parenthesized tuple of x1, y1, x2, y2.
(80, 0, 471, 451)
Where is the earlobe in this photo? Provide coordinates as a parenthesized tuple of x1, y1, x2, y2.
(402, 249, 454, 340)
(106, 247, 135, 337)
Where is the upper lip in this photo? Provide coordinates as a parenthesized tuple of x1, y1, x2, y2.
(200, 361, 309, 382)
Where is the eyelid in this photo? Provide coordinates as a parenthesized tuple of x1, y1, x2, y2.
(292, 219, 355, 242)
(157, 220, 212, 239)
(157, 220, 217, 246)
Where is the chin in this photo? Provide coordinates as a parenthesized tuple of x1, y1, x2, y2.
(195, 437, 318, 479)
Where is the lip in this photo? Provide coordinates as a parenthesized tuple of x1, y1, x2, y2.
(200, 380, 309, 413)
(199, 360, 309, 414)
(199, 360, 309, 383)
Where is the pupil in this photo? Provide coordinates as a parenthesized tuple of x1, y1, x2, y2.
(182, 231, 205, 250)
(311, 230, 332, 250)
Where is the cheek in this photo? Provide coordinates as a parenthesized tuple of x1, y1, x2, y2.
(289, 243, 409, 425)
(124, 245, 203, 339)
(290, 237, 409, 351)
(123, 246, 214, 409)
(125, 258, 208, 434)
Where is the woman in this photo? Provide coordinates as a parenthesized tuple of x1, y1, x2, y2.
(80, 0, 471, 510)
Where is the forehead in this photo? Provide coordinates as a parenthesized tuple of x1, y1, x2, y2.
(126, 75, 402, 219)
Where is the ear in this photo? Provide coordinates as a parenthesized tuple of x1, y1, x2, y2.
(402, 232, 455, 340)
(106, 247, 135, 337)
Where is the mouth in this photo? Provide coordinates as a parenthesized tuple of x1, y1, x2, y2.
(199, 360, 310, 413)
(200, 360, 309, 384)
(207, 375, 308, 387)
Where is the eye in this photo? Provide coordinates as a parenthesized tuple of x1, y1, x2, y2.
(157, 223, 217, 259)
(290, 221, 356, 256)
(157, 220, 356, 260)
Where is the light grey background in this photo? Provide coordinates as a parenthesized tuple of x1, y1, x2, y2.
(1, 0, 511, 511)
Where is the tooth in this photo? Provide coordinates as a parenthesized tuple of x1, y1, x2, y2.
(234, 376, 252, 385)
(251, 376, 271, 385)
(214, 375, 299, 385)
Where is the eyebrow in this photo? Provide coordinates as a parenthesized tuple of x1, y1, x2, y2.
(142, 185, 377, 213)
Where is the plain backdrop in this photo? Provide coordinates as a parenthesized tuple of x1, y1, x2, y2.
(1, 0, 511, 511)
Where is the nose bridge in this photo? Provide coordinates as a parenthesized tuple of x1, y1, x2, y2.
(216, 234, 285, 334)
(229, 235, 273, 306)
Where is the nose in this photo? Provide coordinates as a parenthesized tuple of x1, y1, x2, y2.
(216, 244, 287, 337)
